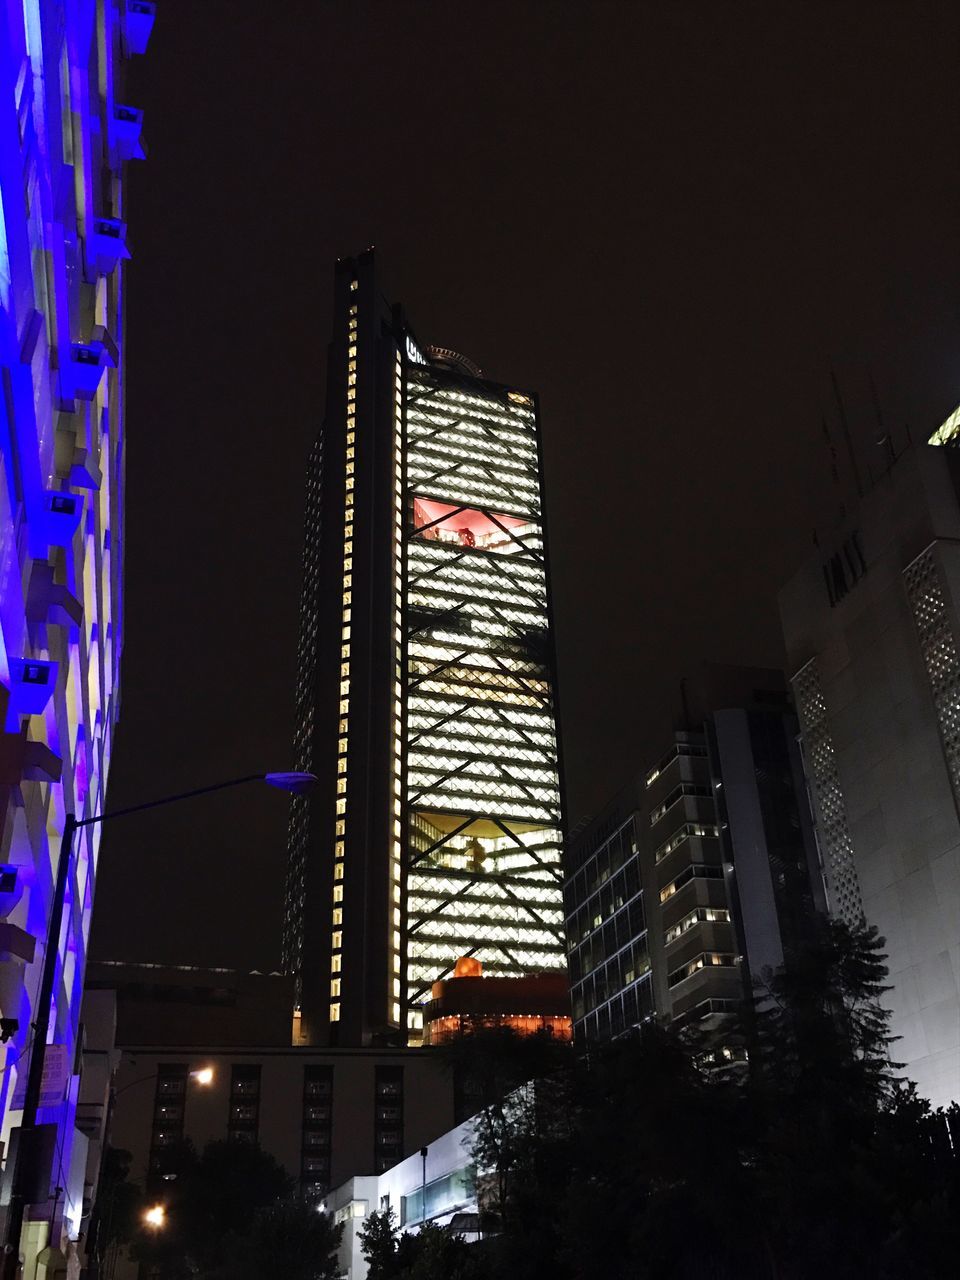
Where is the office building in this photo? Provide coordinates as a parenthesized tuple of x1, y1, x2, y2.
(779, 431, 960, 1107)
(0, 0, 153, 1269)
(565, 668, 824, 1042)
(284, 251, 566, 1048)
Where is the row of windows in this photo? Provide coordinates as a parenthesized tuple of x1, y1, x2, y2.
(571, 934, 650, 1018)
(654, 821, 719, 864)
(644, 740, 708, 788)
(575, 972, 654, 1042)
(565, 818, 638, 910)
(330, 289, 359, 1027)
(565, 855, 642, 948)
(664, 905, 731, 945)
(649, 782, 713, 827)
(567, 892, 645, 984)
(667, 952, 738, 989)
(660, 861, 723, 903)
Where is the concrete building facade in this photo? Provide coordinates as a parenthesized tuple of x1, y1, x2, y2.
(779, 438, 960, 1107)
(0, 1, 153, 1270)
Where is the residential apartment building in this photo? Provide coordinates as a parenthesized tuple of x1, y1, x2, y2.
(284, 251, 567, 1048)
(0, 0, 153, 1270)
(565, 669, 824, 1041)
(780, 431, 960, 1107)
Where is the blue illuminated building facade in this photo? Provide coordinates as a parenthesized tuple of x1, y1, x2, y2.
(0, 0, 152, 1268)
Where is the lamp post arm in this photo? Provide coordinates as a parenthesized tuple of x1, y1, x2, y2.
(75, 774, 267, 828)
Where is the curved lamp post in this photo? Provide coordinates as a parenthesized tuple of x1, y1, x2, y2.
(2, 770, 315, 1280)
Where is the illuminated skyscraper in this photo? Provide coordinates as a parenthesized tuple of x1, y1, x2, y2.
(0, 0, 154, 1267)
(285, 252, 567, 1047)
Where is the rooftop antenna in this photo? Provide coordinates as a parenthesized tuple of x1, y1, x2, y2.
(830, 368, 863, 498)
(869, 370, 896, 469)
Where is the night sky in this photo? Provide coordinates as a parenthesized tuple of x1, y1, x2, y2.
(91, 0, 960, 971)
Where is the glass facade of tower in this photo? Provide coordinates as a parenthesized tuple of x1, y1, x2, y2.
(285, 253, 566, 1047)
(403, 360, 565, 1038)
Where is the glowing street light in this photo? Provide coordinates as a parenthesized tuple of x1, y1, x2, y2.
(143, 1205, 166, 1230)
(190, 1066, 214, 1086)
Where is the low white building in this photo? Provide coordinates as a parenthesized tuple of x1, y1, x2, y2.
(328, 1112, 480, 1280)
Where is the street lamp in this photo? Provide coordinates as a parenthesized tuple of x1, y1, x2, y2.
(1, 770, 315, 1280)
(143, 1204, 166, 1230)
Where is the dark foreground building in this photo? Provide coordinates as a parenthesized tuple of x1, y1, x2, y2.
(565, 667, 825, 1042)
(284, 252, 567, 1048)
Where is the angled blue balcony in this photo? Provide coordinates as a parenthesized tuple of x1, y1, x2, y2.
(43, 491, 84, 547)
(124, 2, 157, 56)
(65, 337, 115, 402)
(4, 659, 58, 730)
(87, 217, 130, 276)
(111, 105, 146, 161)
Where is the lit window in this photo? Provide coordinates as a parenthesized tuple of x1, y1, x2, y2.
(332, 931, 342, 949)
(333, 885, 343, 903)
(337, 779, 347, 795)
(336, 799, 346, 815)
(330, 1002, 340, 1021)
(336, 820, 346, 835)
(332, 954, 342, 972)
(334, 862, 344, 880)
(333, 908, 343, 925)
(331, 979, 341, 997)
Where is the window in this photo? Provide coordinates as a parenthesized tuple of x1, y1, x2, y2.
(374, 1066, 403, 1172)
(148, 1064, 187, 1178)
(228, 1065, 261, 1141)
(301, 1066, 333, 1200)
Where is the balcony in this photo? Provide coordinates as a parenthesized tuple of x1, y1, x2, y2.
(123, 2, 156, 56)
(111, 105, 146, 161)
(86, 217, 130, 276)
(43, 490, 83, 546)
(66, 343, 111, 401)
(3, 659, 58, 730)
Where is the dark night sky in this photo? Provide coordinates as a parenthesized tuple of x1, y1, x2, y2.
(91, 0, 960, 971)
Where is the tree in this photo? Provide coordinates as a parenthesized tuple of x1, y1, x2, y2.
(226, 1197, 343, 1280)
(177, 1138, 291, 1274)
(132, 1139, 292, 1279)
(88, 1147, 143, 1280)
(360, 1210, 491, 1280)
(447, 920, 960, 1280)
(359, 1207, 401, 1280)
